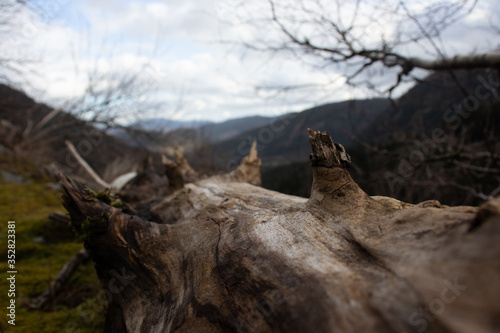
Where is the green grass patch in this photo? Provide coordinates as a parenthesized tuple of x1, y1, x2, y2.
(0, 157, 105, 332)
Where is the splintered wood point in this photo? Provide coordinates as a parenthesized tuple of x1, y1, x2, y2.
(217, 139, 262, 186)
(248, 140, 258, 162)
(306, 129, 366, 214)
(307, 128, 351, 168)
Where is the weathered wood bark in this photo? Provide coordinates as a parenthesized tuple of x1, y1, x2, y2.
(60, 130, 500, 333)
(162, 147, 200, 191)
(162, 155, 186, 191)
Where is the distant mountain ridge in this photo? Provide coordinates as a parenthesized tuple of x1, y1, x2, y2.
(203, 98, 390, 168)
(127, 99, 391, 170)
(133, 115, 279, 143)
(130, 118, 212, 132)
(199, 115, 277, 143)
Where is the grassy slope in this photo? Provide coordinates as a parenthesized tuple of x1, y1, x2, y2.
(0, 155, 105, 332)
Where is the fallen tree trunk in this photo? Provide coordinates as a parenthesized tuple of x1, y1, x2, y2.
(60, 129, 500, 333)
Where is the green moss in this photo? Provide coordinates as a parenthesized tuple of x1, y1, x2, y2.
(85, 188, 122, 208)
(70, 213, 110, 241)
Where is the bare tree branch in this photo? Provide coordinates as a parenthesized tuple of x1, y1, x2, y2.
(28, 248, 90, 310)
(232, 0, 497, 95)
(65, 140, 112, 189)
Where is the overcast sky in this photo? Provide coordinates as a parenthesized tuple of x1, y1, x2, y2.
(2, 0, 499, 123)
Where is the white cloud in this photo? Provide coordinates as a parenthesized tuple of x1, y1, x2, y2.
(2, 0, 499, 123)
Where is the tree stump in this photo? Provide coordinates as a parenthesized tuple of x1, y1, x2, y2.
(60, 130, 500, 333)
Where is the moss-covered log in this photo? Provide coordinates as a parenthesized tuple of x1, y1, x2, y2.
(60, 130, 500, 333)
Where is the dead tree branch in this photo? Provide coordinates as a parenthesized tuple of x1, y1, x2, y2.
(28, 249, 91, 310)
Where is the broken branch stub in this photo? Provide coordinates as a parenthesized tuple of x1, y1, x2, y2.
(307, 129, 373, 217)
(162, 148, 199, 191)
(60, 130, 500, 333)
(28, 248, 90, 310)
(308, 128, 351, 169)
(162, 155, 185, 191)
(222, 140, 261, 186)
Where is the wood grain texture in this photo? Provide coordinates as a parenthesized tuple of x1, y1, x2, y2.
(61, 130, 500, 333)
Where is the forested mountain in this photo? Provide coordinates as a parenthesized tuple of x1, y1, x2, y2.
(258, 69, 500, 205)
(202, 98, 390, 168)
(1, 68, 498, 206)
(0, 84, 149, 185)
